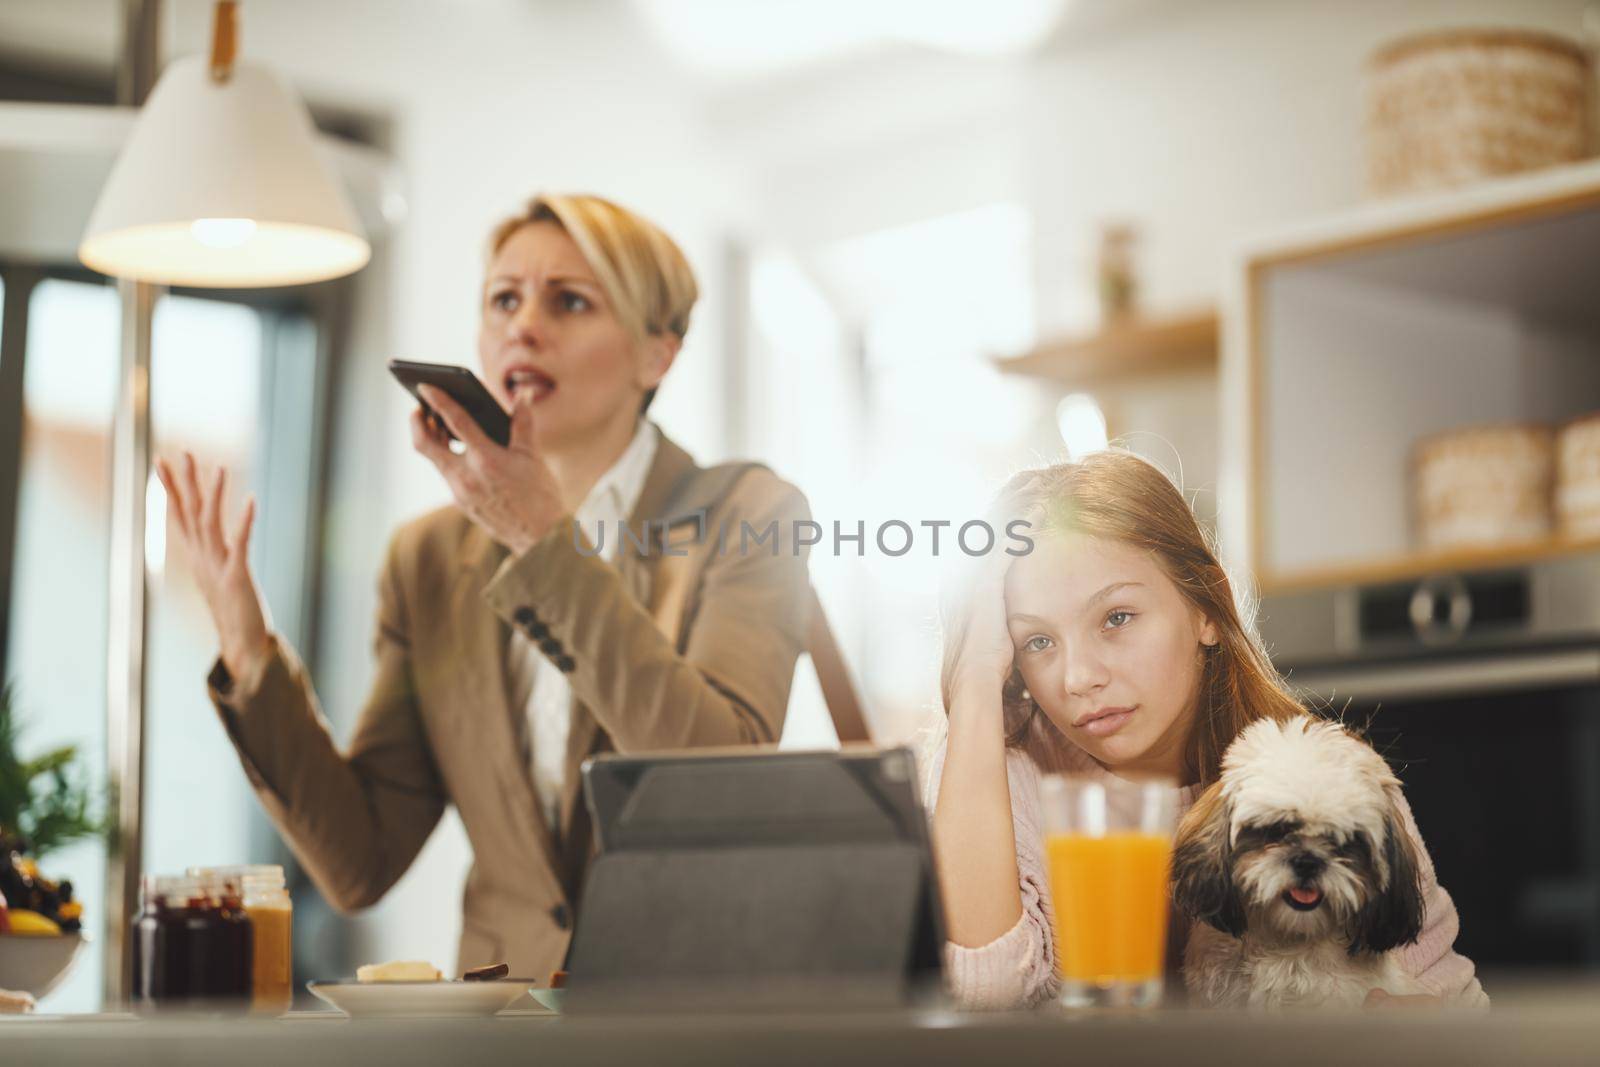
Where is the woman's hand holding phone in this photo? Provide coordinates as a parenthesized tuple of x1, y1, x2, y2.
(410, 384, 566, 556)
(155, 453, 275, 686)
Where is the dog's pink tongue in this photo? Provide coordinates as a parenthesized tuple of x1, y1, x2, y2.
(1288, 886, 1322, 906)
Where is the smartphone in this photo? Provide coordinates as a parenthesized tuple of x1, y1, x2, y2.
(388, 359, 511, 447)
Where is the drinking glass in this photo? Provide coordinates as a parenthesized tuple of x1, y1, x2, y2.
(1039, 774, 1179, 1009)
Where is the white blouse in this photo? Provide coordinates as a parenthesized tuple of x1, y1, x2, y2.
(504, 419, 659, 831)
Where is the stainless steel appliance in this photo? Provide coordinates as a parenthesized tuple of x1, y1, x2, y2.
(1261, 557, 1600, 972)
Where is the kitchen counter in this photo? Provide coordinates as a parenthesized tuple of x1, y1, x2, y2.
(5, 979, 1599, 1067)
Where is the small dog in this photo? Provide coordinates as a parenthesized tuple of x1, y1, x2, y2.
(1171, 714, 1427, 1010)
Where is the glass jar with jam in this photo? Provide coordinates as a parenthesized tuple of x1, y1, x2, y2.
(193, 871, 255, 1002)
(132, 875, 187, 1009)
(132, 874, 253, 1012)
(193, 864, 292, 1014)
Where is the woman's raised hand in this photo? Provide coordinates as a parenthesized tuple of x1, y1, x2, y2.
(155, 453, 274, 684)
(410, 384, 566, 556)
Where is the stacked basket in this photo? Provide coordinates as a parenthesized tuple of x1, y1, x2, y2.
(1555, 413, 1600, 537)
(1413, 424, 1553, 549)
(1414, 416, 1600, 549)
(1367, 28, 1595, 196)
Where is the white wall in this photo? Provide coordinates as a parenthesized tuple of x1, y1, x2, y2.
(710, 0, 1596, 516)
(1028, 0, 1595, 537)
(1032, 0, 1594, 327)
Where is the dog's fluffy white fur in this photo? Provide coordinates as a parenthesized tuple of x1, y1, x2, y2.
(1172, 715, 1428, 1010)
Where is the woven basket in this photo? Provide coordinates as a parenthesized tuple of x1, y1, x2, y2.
(1556, 412, 1600, 537)
(1367, 28, 1594, 196)
(1413, 423, 1553, 550)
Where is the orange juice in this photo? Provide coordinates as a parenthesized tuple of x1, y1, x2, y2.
(1044, 831, 1172, 984)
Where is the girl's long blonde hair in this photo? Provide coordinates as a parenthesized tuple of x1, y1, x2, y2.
(940, 449, 1303, 786)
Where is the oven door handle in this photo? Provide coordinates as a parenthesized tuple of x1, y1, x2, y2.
(1285, 648, 1600, 704)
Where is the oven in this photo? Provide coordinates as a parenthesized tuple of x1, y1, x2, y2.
(1260, 557, 1600, 974)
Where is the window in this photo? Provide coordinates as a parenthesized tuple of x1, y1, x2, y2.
(747, 204, 1044, 745)
(4, 277, 119, 1013)
(0, 273, 332, 1011)
(143, 295, 267, 878)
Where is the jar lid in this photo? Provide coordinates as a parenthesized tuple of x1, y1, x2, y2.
(192, 872, 242, 897)
(143, 874, 203, 904)
(188, 864, 285, 890)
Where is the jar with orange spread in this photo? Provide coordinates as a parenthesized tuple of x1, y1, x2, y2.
(191, 865, 292, 1015)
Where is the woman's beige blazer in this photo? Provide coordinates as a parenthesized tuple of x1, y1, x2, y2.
(207, 431, 813, 979)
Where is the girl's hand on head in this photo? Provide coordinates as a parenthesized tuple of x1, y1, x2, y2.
(154, 453, 274, 683)
(948, 547, 1019, 705)
(411, 384, 566, 555)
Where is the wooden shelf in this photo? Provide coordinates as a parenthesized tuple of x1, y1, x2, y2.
(996, 309, 1217, 388)
(1261, 533, 1600, 595)
(1238, 158, 1600, 598)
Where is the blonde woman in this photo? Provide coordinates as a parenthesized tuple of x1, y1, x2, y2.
(928, 451, 1485, 1009)
(158, 194, 814, 979)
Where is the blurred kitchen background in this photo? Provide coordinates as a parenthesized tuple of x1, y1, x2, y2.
(4, 0, 1600, 1011)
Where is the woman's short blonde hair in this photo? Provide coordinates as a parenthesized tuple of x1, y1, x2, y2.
(487, 194, 699, 412)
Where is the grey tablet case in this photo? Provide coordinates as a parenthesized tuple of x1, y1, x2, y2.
(566, 747, 946, 1012)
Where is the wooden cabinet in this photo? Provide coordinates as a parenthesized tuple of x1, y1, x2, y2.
(1227, 159, 1600, 593)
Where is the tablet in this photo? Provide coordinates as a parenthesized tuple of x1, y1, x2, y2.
(569, 746, 947, 1010)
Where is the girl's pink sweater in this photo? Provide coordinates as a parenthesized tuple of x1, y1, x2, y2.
(924, 738, 1490, 1010)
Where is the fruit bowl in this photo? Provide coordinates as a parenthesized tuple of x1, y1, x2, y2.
(0, 932, 86, 998)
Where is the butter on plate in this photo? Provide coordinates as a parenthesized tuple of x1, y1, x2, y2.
(356, 960, 443, 983)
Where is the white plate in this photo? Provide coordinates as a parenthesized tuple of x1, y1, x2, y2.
(306, 979, 535, 1018)
(527, 988, 564, 1014)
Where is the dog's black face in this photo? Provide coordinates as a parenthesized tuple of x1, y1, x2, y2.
(1171, 783, 1425, 956)
(1233, 819, 1342, 912)
(1229, 816, 1383, 945)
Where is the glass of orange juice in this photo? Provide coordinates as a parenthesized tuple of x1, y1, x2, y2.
(1039, 774, 1178, 1009)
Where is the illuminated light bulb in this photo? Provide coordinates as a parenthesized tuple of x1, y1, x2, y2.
(1057, 393, 1108, 460)
(80, 55, 369, 287)
(191, 218, 258, 249)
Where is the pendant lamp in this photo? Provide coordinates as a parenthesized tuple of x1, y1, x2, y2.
(79, 2, 370, 287)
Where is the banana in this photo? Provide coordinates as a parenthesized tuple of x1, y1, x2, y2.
(5, 909, 62, 936)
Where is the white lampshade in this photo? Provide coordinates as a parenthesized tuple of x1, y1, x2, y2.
(79, 55, 370, 288)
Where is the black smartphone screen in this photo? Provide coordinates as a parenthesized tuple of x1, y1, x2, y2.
(388, 359, 511, 447)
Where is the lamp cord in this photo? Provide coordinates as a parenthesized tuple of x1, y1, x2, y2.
(209, 0, 238, 83)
